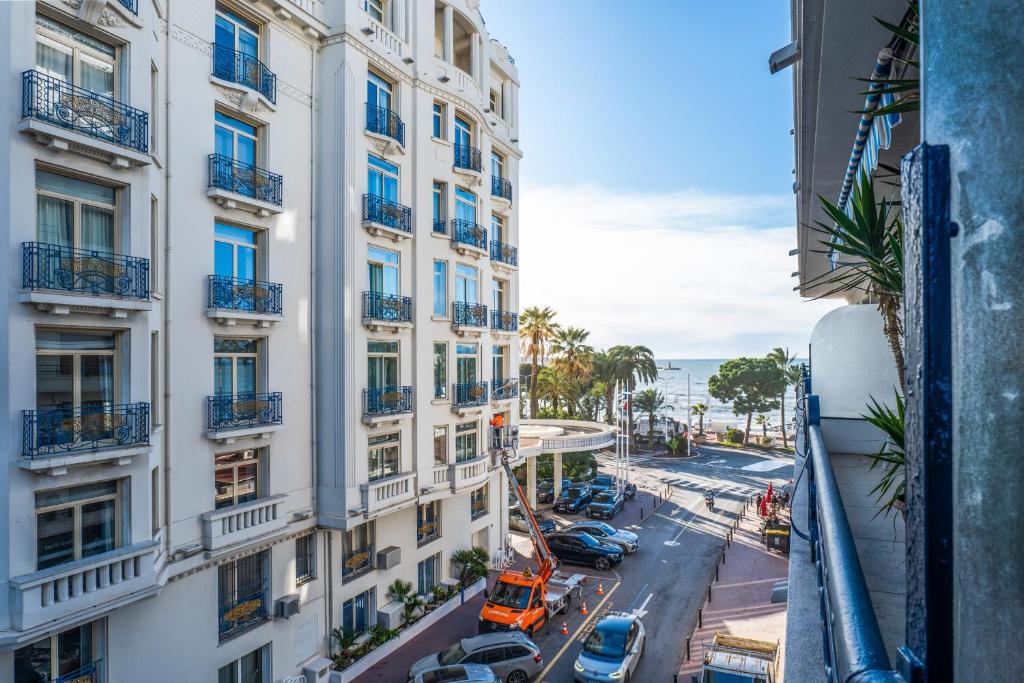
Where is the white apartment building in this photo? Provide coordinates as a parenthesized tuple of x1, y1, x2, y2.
(0, 0, 518, 681)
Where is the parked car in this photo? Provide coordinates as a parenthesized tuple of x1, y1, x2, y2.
(409, 632, 543, 683)
(589, 474, 618, 495)
(509, 507, 557, 535)
(553, 483, 593, 514)
(545, 532, 624, 571)
(586, 490, 625, 519)
(537, 478, 573, 503)
(407, 664, 501, 683)
(573, 612, 646, 682)
(566, 521, 639, 553)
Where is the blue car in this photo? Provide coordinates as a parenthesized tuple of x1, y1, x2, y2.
(589, 474, 618, 495)
(586, 490, 625, 519)
(574, 612, 646, 682)
(553, 483, 593, 514)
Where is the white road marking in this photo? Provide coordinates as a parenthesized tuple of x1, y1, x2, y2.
(741, 459, 792, 472)
(633, 592, 653, 618)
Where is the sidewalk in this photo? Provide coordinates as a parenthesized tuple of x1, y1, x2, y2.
(677, 508, 789, 679)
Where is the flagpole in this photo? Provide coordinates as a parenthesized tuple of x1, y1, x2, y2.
(686, 372, 692, 457)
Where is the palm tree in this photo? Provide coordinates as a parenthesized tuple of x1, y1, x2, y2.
(451, 547, 489, 587)
(535, 366, 569, 415)
(609, 345, 658, 438)
(550, 326, 594, 379)
(591, 350, 620, 424)
(767, 347, 798, 448)
(691, 402, 709, 435)
(633, 388, 673, 444)
(518, 306, 560, 417)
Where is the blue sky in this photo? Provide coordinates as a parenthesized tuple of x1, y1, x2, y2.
(484, 1, 841, 357)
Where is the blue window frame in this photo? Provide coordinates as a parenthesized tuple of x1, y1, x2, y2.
(455, 187, 477, 224)
(432, 101, 444, 139)
(367, 155, 399, 203)
(366, 71, 392, 111)
(417, 553, 440, 595)
(433, 260, 447, 316)
(215, 111, 257, 166)
(342, 589, 376, 635)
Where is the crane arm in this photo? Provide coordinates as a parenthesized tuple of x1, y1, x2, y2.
(502, 458, 554, 581)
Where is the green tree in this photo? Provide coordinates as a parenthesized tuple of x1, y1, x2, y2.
(633, 388, 673, 445)
(451, 547, 489, 587)
(767, 347, 800, 448)
(550, 326, 594, 379)
(519, 306, 560, 418)
(755, 414, 770, 441)
(708, 357, 785, 446)
(690, 402, 709, 435)
(591, 350, 621, 424)
(609, 345, 658, 438)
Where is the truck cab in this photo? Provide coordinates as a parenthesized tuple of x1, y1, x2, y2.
(479, 574, 547, 636)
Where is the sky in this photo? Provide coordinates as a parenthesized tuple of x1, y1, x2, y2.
(482, 0, 842, 358)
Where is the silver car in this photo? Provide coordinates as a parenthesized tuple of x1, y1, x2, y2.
(567, 521, 639, 553)
(574, 612, 646, 682)
(409, 632, 543, 683)
(406, 664, 501, 683)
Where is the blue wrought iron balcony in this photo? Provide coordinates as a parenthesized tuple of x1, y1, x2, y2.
(23, 242, 150, 300)
(489, 240, 518, 267)
(454, 143, 482, 172)
(363, 386, 413, 418)
(22, 70, 149, 154)
(218, 588, 268, 641)
(491, 378, 519, 401)
(208, 275, 282, 316)
(365, 102, 405, 147)
(342, 544, 374, 583)
(23, 403, 150, 459)
(362, 194, 412, 234)
(433, 219, 447, 235)
(207, 392, 282, 432)
(491, 310, 518, 333)
(453, 301, 487, 328)
(453, 382, 489, 408)
(208, 153, 283, 206)
(213, 44, 276, 104)
(362, 291, 412, 324)
(491, 175, 512, 201)
(451, 219, 487, 251)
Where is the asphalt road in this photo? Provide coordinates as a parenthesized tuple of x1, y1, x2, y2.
(522, 444, 793, 682)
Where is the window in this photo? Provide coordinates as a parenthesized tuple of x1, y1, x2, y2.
(367, 70, 393, 112)
(491, 213, 505, 245)
(218, 644, 270, 683)
(36, 481, 121, 570)
(432, 260, 448, 316)
(489, 89, 500, 116)
(492, 277, 506, 313)
(35, 14, 116, 97)
(296, 533, 316, 585)
(456, 342, 479, 386)
(417, 501, 441, 545)
(491, 151, 505, 180)
(368, 340, 399, 392)
(343, 588, 376, 635)
(493, 344, 507, 382)
(215, 449, 259, 509)
(368, 154, 399, 202)
(433, 343, 448, 399)
(368, 431, 400, 481)
(150, 62, 159, 153)
(432, 181, 447, 233)
(343, 522, 375, 582)
(417, 553, 441, 594)
(432, 101, 446, 139)
(151, 195, 160, 293)
(151, 466, 160, 536)
(215, 222, 259, 281)
(214, 337, 259, 396)
(215, 5, 260, 59)
(365, 0, 387, 24)
(455, 186, 477, 225)
(36, 330, 117, 414)
(14, 620, 103, 683)
(471, 485, 488, 520)
(368, 245, 399, 295)
(36, 170, 117, 255)
(454, 114, 472, 148)
(455, 421, 478, 463)
(455, 263, 479, 304)
(218, 551, 269, 640)
(215, 111, 258, 167)
(433, 425, 448, 465)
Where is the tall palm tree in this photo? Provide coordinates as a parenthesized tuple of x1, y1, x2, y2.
(550, 326, 594, 380)
(518, 306, 560, 417)
(591, 350, 620, 424)
(609, 345, 658, 438)
(633, 388, 673, 444)
(691, 402, 709, 435)
(767, 347, 798, 448)
(535, 366, 568, 415)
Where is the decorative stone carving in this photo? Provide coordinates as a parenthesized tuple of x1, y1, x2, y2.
(96, 7, 125, 27)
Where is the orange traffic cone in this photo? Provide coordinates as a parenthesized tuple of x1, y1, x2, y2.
(596, 582, 605, 596)
(581, 601, 589, 616)
(561, 622, 569, 635)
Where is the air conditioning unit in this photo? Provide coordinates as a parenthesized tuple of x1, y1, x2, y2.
(302, 657, 332, 683)
(377, 545, 401, 570)
(275, 594, 300, 619)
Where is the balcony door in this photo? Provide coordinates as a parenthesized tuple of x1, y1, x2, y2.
(491, 213, 505, 246)
(367, 245, 399, 296)
(492, 278, 505, 313)
(36, 171, 116, 255)
(14, 620, 103, 683)
(491, 152, 504, 180)
(215, 111, 257, 167)
(36, 330, 117, 415)
(367, 155, 399, 202)
(35, 14, 116, 98)
(367, 340, 399, 391)
(215, 6, 260, 59)
(35, 481, 120, 571)
(493, 344, 507, 382)
(367, 71, 393, 112)
(214, 338, 259, 397)
(455, 263, 478, 304)
(454, 114, 472, 148)
(215, 222, 257, 282)
(456, 342, 478, 385)
(455, 187, 477, 225)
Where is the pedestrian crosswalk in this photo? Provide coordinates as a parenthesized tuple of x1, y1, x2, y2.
(659, 475, 762, 498)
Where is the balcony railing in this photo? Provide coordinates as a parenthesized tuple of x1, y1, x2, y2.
(208, 275, 282, 316)
(219, 587, 268, 640)
(451, 219, 487, 250)
(362, 291, 412, 323)
(362, 386, 413, 417)
(433, 219, 447, 235)
(491, 175, 512, 201)
(417, 518, 440, 546)
(202, 495, 287, 552)
(208, 153, 283, 206)
(453, 382, 488, 408)
(453, 301, 487, 328)
(365, 102, 405, 146)
(55, 660, 102, 683)
(489, 240, 518, 267)
(207, 392, 282, 431)
(22, 70, 149, 154)
(491, 310, 518, 332)
(213, 44, 276, 104)
(361, 472, 416, 516)
(450, 455, 489, 491)
(23, 403, 150, 459)
(342, 544, 374, 583)
(454, 143, 482, 172)
(491, 378, 519, 401)
(471, 497, 488, 520)
(23, 242, 150, 300)
(362, 193, 412, 234)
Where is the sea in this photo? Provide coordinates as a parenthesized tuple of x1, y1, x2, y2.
(636, 359, 805, 433)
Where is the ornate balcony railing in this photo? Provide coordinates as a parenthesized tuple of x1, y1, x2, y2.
(213, 44, 276, 104)
(361, 472, 415, 516)
(362, 386, 413, 417)
(491, 310, 518, 332)
(23, 403, 150, 459)
(453, 382, 488, 408)
(208, 275, 282, 315)
(454, 143, 482, 172)
(362, 193, 412, 234)
(218, 587, 268, 640)
(55, 660, 102, 683)
(491, 175, 512, 201)
(208, 153, 283, 206)
(22, 70, 149, 153)
(365, 102, 405, 146)
(433, 219, 447, 235)
(451, 219, 487, 250)
(491, 378, 519, 401)
(362, 291, 412, 323)
(207, 392, 282, 431)
(417, 518, 440, 546)
(471, 497, 488, 520)
(453, 301, 487, 328)
(489, 240, 518, 267)
(342, 544, 374, 583)
(23, 242, 150, 300)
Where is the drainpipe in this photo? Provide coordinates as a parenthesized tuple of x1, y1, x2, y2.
(160, 0, 173, 561)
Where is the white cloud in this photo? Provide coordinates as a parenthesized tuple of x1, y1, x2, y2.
(518, 184, 842, 358)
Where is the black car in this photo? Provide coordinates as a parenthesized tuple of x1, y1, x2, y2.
(537, 478, 573, 504)
(552, 483, 593, 514)
(545, 532, 624, 570)
(586, 490, 625, 519)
